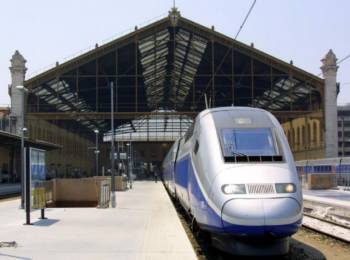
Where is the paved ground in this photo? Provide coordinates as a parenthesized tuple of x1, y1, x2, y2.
(303, 188, 350, 209)
(0, 181, 196, 260)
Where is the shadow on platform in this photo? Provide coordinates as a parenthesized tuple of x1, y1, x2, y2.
(0, 253, 31, 260)
(32, 219, 59, 227)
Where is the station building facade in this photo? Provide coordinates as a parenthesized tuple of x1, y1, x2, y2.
(1, 8, 340, 180)
(338, 105, 350, 157)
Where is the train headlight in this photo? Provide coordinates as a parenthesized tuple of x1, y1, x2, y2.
(221, 184, 246, 194)
(275, 183, 296, 193)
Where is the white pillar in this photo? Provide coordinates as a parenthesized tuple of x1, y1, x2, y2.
(9, 50, 27, 135)
(321, 49, 338, 158)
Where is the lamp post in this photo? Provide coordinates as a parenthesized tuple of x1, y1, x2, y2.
(110, 82, 116, 208)
(94, 129, 100, 176)
(126, 142, 132, 189)
(20, 127, 27, 209)
(16, 85, 28, 209)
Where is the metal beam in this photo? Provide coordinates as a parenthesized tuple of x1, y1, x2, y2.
(27, 110, 323, 120)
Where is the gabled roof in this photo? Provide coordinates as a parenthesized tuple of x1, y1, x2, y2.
(25, 8, 324, 134)
(25, 9, 323, 88)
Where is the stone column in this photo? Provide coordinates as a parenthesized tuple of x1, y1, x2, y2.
(321, 49, 338, 158)
(9, 50, 27, 135)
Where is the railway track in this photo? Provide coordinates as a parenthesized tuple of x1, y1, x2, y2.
(165, 185, 350, 259)
(302, 213, 350, 243)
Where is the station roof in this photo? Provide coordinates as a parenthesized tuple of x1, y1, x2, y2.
(25, 8, 324, 135)
(103, 109, 193, 142)
(0, 130, 61, 151)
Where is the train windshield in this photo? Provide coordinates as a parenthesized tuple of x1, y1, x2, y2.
(221, 128, 278, 157)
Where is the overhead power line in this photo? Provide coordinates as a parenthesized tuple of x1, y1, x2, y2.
(337, 54, 350, 65)
(234, 0, 257, 40)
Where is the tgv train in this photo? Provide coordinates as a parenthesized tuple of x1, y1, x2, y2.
(296, 157, 350, 187)
(162, 107, 302, 255)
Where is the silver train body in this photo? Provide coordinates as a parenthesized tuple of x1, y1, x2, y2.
(162, 107, 303, 255)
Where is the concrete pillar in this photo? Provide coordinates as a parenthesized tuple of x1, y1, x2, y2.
(321, 49, 338, 158)
(9, 50, 27, 135)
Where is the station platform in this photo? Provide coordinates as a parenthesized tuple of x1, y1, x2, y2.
(0, 183, 20, 196)
(303, 188, 350, 209)
(0, 181, 197, 260)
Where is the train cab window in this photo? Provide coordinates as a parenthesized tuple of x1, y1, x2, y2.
(220, 128, 283, 162)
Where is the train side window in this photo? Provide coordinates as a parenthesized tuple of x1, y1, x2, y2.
(194, 140, 199, 154)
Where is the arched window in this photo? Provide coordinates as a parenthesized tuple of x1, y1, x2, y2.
(313, 121, 318, 144)
(288, 130, 291, 144)
(302, 126, 305, 147)
(308, 123, 311, 147)
(296, 127, 300, 149)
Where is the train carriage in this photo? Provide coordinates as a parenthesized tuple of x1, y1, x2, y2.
(162, 106, 303, 255)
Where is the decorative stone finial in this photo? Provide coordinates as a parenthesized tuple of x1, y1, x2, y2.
(321, 49, 338, 76)
(10, 50, 27, 74)
(168, 7, 181, 26)
(321, 49, 339, 158)
(9, 50, 28, 135)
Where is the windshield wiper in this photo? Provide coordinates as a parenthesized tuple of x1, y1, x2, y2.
(231, 151, 247, 156)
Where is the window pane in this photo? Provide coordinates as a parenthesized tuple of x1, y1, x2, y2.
(221, 128, 277, 156)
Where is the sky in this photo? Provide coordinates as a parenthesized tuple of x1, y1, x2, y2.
(0, 0, 349, 106)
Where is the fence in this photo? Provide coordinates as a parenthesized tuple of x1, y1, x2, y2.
(296, 158, 350, 190)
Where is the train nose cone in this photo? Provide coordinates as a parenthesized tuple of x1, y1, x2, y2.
(221, 198, 302, 236)
(222, 199, 264, 225)
(263, 198, 301, 225)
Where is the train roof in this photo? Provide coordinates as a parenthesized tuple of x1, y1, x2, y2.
(197, 106, 272, 120)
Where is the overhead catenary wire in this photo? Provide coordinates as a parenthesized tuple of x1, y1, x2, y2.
(337, 54, 350, 65)
(234, 0, 257, 40)
(196, 0, 257, 106)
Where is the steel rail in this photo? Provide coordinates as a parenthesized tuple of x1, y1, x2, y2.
(302, 213, 350, 244)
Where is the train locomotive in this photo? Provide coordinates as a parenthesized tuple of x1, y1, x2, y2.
(162, 107, 303, 255)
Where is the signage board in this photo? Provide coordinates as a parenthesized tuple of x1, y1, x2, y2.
(30, 148, 46, 209)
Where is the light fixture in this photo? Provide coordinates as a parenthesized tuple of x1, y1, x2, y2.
(221, 184, 246, 194)
(275, 183, 296, 193)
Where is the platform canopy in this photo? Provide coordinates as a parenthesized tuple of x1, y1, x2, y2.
(25, 8, 324, 137)
(103, 109, 193, 142)
(0, 130, 61, 150)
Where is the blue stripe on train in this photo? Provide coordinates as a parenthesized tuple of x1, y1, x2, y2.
(175, 155, 189, 189)
(175, 153, 301, 237)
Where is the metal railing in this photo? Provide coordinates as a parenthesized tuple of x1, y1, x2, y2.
(296, 158, 350, 190)
(99, 182, 111, 208)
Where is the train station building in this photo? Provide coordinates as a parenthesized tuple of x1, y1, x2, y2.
(0, 8, 340, 183)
